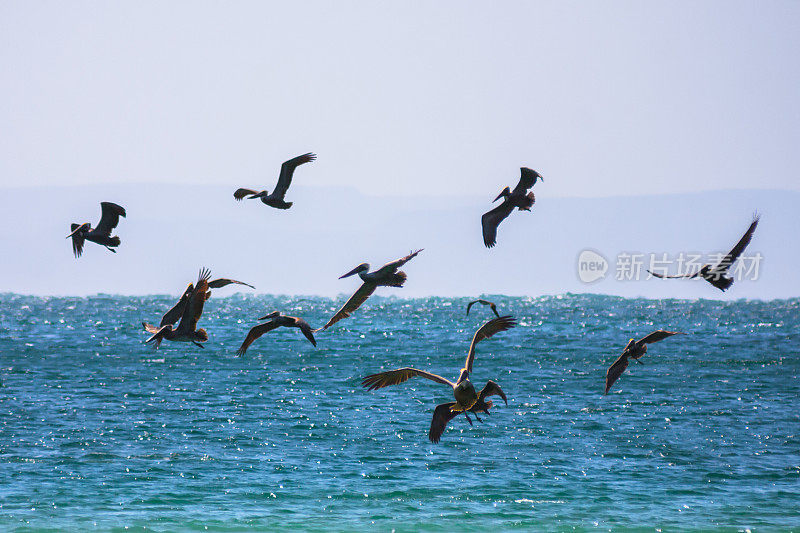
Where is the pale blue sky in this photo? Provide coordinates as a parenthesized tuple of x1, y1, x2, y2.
(1, 2, 798, 298)
(1, 1, 799, 197)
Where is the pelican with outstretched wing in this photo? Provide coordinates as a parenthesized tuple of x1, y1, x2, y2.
(234, 152, 316, 209)
(236, 311, 317, 355)
(362, 315, 515, 443)
(604, 330, 684, 394)
(142, 269, 212, 349)
(648, 214, 760, 291)
(67, 202, 126, 258)
(466, 299, 500, 318)
(481, 167, 542, 248)
(320, 249, 423, 330)
(147, 274, 254, 331)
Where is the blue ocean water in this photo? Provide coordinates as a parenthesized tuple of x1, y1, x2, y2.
(0, 293, 798, 531)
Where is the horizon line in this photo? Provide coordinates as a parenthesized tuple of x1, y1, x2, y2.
(1, 291, 796, 304)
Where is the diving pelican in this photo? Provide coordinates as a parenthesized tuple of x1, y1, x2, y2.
(604, 330, 684, 394)
(233, 152, 316, 209)
(362, 315, 515, 443)
(146, 275, 254, 331)
(320, 249, 423, 330)
(481, 167, 542, 248)
(648, 214, 760, 291)
(236, 311, 317, 355)
(67, 202, 126, 258)
(466, 299, 500, 318)
(142, 269, 212, 349)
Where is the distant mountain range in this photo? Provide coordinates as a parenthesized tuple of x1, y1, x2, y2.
(0, 185, 796, 300)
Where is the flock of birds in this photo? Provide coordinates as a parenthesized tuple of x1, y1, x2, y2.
(67, 153, 762, 442)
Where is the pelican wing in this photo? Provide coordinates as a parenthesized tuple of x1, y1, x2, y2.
(234, 188, 260, 200)
(375, 249, 423, 275)
(208, 278, 256, 290)
(605, 353, 630, 394)
(293, 318, 317, 347)
(512, 167, 538, 195)
(273, 152, 316, 200)
(69, 223, 88, 258)
(713, 214, 760, 274)
(95, 202, 126, 235)
(429, 402, 460, 444)
(638, 330, 684, 345)
(160, 283, 193, 327)
(464, 315, 516, 373)
(477, 380, 507, 405)
(647, 269, 699, 279)
(236, 320, 282, 355)
(362, 367, 455, 391)
(481, 201, 514, 248)
(466, 299, 499, 317)
(176, 268, 211, 333)
(321, 282, 377, 330)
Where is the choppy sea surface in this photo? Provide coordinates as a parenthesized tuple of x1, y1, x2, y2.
(0, 293, 798, 531)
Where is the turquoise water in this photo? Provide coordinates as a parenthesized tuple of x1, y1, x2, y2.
(1, 294, 798, 531)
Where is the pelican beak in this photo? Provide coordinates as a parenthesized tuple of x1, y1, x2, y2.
(248, 191, 266, 199)
(66, 225, 85, 238)
(339, 266, 362, 279)
(492, 191, 505, 202)
(258, 311, 280, 321)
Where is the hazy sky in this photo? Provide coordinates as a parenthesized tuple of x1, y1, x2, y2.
(1, 2, 799, 299)
(2, 1, 799, 198)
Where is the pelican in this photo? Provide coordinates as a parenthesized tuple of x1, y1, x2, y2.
(233, 152, 316, 209)
(145, 275, 255, 331)
(648, 214, 760, 291)
(142, 269, 212, 349)
(362, 315, 515, 443)
(481, 167, 542, 248)
(236, 311, 317, 355)
(67, 202, 126, 258)
(320, 249, 423, 330)
(466, 299, 500, 318)
(604, 330, 684, 394)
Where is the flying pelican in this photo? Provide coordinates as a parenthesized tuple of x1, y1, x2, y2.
(648, 214, 760, 291)
(233, 152, 316, 209)
(604, 330, 684, 394)
(320, 249, 423, 330)
(146, 275, 255, 331)
(236, 311, 317, 355)
(362, 315, 515, 443)
(481, 167, 542, 248)
(466, 299, 500, 318)
(67, 202, 126, 258)
(142, 269, 212, 349)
